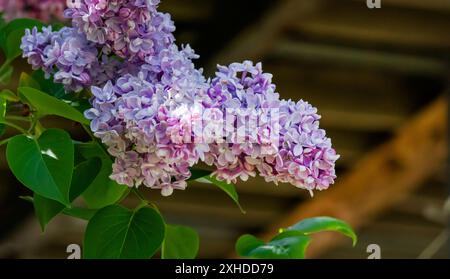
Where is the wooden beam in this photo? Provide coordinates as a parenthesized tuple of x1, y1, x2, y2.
(320, 109, 405, 131)
(292, 1, 450, 49)
(207, 0, 325, 71)
(272, 41, 449, 76)
(256, 95, 448, 258)
(379, 0, 450, 12)
(160, 0, 213, 22)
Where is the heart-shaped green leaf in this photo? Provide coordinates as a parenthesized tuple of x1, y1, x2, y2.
(33, 157, 102, 230)
(23, 195, 98, 230)
(6, 129, 74, 205)
(162, 224, 199, 259)
(69, 157, 102, 201)
(33, 194, 65, 231)
(18, 87, 89, 124)
(75, 142, 128, 209)
(84, 205, 165, 259)
(283, 216, 357, 246)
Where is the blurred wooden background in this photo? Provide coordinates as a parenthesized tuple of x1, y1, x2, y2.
(0, 0, 448, 258)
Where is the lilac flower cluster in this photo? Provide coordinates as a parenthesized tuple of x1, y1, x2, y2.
(64, 0, 175, 62)
(20, 0, 339, 196)
(0, 0, 66, 22)
(84, 44, 210, 196)
(203, 61, 339, 192)
(21, 26, 124, 91)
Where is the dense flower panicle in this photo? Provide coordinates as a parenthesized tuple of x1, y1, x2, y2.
(20, 0, 339, 195)
(204, 61, 339, 192)
(0, 0, 66, 22)
(20, 0, 175, 92)
(64, 0, 175, 62)
(20, 26, 128, 92)
(84, 44, 210, 196)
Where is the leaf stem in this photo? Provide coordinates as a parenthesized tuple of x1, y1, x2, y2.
(0, 120, 28, 134)
(28, 114, 38, 134)
(132, 187, 148, 206)
(82, 124, 114, 160)
(116, 188, 131, 204)
(5, 115, 30, 122)
(0, 137, 12, 146)
(0, 58, 13, 75)
(82, 124, 95, 140)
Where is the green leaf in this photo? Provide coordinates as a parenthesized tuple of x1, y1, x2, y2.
(84, 205, 165, 259)
(0, 13, 6, 30)
(75, 142, 128, 209)
(283, 216, 357, 246)
(235, 234, 265, 256)
(162, 225, 199, 259)
(0, 63, 13, 85)
(62, 207, 97, 221)
(0, 89, 19, 102)
(236, 233, 311, 259)
(21, 195, 96, 221)
(29, 70, 91, 114)
(0, 96, 5, 115)
(69, 157, 102, 201)
(30, 145, 112, 231)
(199, 175, 245, 213)
(30, 193, 98, 230)
(0, 18, 44, 59)
(31, 70, 65, 98)
(30, 70, 90, 114)
(19, 72, 41, 89)
(6, 129, 74, 205)
(236, 217, 357, 259)
(51, 23, 65, 32)
(33, 194, 65, 231)
(188, 168, 212, 181)
(18, 87, 89, 124)
(0, 96, 6, 136)
(18, 73, 40, 103)
(251, 234, 311, 259)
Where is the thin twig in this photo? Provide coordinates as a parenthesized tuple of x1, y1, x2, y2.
(5, 115, 30, 122)
(0, 137, 12, 146)
(0, 120, 28, 134)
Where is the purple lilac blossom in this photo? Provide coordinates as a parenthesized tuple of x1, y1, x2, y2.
(84, 44, 210, 196)
(204, 61, 339, 193)
(64, 0, 175, 62)
(20, 26, 128, 92)
(20, 0, 339, 196)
